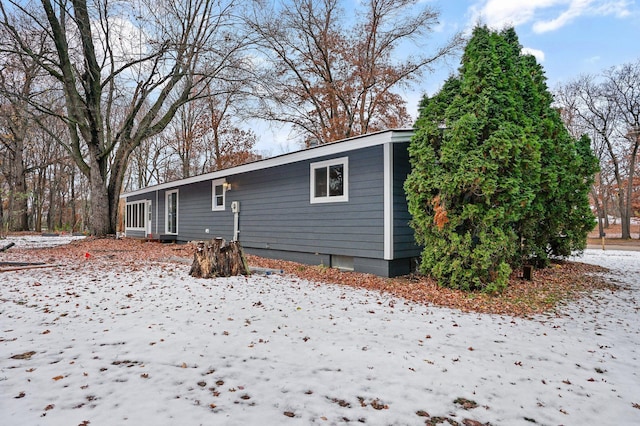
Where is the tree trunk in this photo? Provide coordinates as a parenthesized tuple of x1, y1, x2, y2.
(14, 166, 29, 231)
(71, 168, 77, 232)
(90, 171, 114, 236)
(591, 187, 605, 237)
(619, 191, 630, 239)
(0, 191, 4, 238)
(189, 238, 250, 278)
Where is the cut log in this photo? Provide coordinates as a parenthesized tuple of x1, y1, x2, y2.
(189, 238, 250, 278)
(0, 242, 16, 252)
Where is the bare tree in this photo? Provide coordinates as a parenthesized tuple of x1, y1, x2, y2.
(163, 98, 209, 179)
(557, 59, 640, 239)
(125, 132, 174, 191)
(0, 0, 251, 235)
(201, 83, 259, 171)
(0, 36, 44, 231)
(248, 0, 464, 145)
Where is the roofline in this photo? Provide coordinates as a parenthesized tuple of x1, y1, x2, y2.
(120, 128, 414, 198)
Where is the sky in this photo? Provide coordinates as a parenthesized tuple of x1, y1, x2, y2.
(1, 235, 639, 425)
(254, 0, 640, 153)
(425, 0, 639, 94)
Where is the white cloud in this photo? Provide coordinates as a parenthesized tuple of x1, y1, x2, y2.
(532, 0, 593, 32)
(469, 0, 633, 33)
(521, 47, 546, 62)
(469, 0, 561, 28)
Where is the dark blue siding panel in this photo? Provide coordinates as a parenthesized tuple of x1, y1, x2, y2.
(159, 181, 235, 242)
(393, 142, 422, 258)
(122, 133, 423, 276)
(231, 146, 385, 259)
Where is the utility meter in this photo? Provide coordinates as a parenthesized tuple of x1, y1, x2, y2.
(231, 201, 240, 213)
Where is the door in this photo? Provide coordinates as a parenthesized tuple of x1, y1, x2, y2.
(166, 190, 178, 234)
(146, 200, 152, 236)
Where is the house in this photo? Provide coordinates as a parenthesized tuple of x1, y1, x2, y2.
(120, 129, 421, 277)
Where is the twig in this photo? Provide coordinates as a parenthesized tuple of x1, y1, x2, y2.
(0, 264, 60, 273)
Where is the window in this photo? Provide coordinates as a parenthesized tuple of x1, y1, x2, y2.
(212, 179, 226, 211)
(310, 157, 348, 203)
(126, 201, 147, 230)
(166, 190, 178, 234)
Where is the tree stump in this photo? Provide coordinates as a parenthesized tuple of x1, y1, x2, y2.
(189, 238, 250, 278)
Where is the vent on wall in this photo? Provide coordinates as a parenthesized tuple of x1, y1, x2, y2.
(331, 255, 354, 271)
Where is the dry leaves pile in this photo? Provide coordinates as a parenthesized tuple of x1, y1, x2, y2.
(246, 255, 616, 318)
(6, 236, 616, 318)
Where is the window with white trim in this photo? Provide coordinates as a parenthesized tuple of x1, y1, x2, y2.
(310, 157, 348, 203)
(212, 179, 226, 211)
(165, 190, 178, 234)
(125, 201, 147, 230)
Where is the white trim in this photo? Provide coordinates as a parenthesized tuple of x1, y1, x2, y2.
(309, 157, 349, 204)
(383, 143, 393, 260)
(212, 179, 226, 211)
(125, 200, 148, 231)
(121, 129, 414, 198)
(165, 189, 179, 235)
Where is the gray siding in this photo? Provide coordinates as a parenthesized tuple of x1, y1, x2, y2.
(165, 180, 234, 242)
(392, 142, 422, 258)
(123, 131, 421, 277)
(230, 145, 385, 258)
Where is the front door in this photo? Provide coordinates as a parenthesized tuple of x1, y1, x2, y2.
(146, 200, 152, 236)
(166, 190, 178, 234)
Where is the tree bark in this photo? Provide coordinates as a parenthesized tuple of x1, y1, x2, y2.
(189, 238, 250, 278)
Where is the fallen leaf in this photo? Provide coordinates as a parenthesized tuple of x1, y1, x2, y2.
(454, 397, 478, 410)
(463, 420, 487, 426)
(52, 375, 64, 381)
(284, 411, 295, 418)
(11, 351, 36, 360)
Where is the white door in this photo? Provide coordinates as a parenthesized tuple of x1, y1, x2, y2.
(146, 200, 152, 236)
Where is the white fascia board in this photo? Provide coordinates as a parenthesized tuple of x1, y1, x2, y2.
(120, 129, 414, 198)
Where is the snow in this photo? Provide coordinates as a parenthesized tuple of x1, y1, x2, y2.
(3, 234, 87, 249)
(1, 239, 639, 425)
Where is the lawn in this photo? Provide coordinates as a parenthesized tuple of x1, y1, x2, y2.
(1, 236, 639, 425)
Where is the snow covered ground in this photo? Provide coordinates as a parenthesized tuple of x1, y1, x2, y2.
(1, 240, 639, 425)
(2, 234, 87, 249)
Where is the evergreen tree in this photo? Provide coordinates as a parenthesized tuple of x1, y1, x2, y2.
(405, 26, 597, 292)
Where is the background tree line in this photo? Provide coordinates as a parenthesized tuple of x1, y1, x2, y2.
(555, 60, 640, 240)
